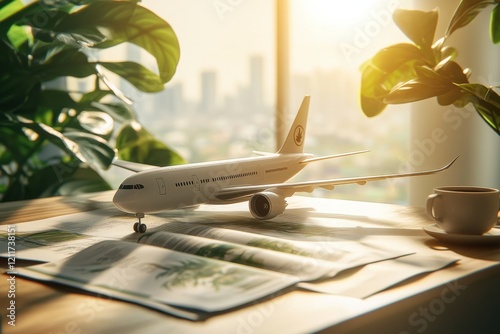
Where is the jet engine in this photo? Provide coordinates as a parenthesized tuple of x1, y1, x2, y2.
(249, 192, 287, 220)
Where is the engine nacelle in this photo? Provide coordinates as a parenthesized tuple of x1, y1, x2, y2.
(249, 192, 287, 220)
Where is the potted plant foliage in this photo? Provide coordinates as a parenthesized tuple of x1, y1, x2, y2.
(0, 0, 184, 202)
(360, 0, 499, 135)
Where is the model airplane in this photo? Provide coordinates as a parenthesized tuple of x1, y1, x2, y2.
(113, 96, 457, 233)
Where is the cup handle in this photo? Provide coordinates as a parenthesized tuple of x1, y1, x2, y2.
(426, 193, 443, 222)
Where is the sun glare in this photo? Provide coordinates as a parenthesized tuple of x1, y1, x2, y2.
(300, 0, 382, 29)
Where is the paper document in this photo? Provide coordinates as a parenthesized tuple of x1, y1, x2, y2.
(17, 240, 298, 320)
(299, 254, 459, 298)
(2, 202, 462, 319)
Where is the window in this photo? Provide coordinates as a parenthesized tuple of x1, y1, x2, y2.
(139, 0, 276, 162)
(286, 0, 410, 204)
(88, 1, 498, 206)
(266, 167, 288, 174)
(119, 184, 144, 190)
(106, 1, 411, 203)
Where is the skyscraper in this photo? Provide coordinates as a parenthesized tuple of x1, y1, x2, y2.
(249, 55, 264, 108)
(200, 71, 217, 113)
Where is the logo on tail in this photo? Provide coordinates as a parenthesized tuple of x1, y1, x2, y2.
(294, 125, 304, 146)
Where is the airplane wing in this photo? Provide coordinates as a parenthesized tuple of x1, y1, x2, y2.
(214, 157, 458, 201)
(112, 159, 159, 173)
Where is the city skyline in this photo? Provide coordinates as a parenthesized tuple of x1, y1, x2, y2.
(109, 0, 412, 204)
(129, 51, 410, 204)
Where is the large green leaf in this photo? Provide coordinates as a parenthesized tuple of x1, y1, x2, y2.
(447, 0, 492, 37)
(360, 44, 427, 98)
(0, 37, 39, 112)
(1, 1, 183, 201)
(0, 121, 36, 163)
(454, 84, 500, 134)
(7, 23, 29, 48)
(0, 0, 17, 12)
(0, 0, 36, 35)
(78, 90, 136, 122)
(116, 121, 185, 167)
(38, 89, 80, 109)
(11, 114, 115, 169)
(67, 0, 140, 6)
(76, 111, 114, 137)
(32, 48, 96, 80)
(393, 9, 438, 50)
(359, 95, 388, 118)
(434, 59, 469, 84)
(473, 101, 500, 135)
(455, 83, 500, 109)
(359, 44, 428, 117)
(0, 72, 41, 113)
(63, 131, 115, 169)
(491, 3, 500, 43)
(55, 1, 180, 83)
(359, 63, 389, 117)
(26, 163, 111, 199)
(384, 74, 456, 105)
(0, 0, 28, 47)
(100, 61, 164, 92)
(370, 43, 427, 73)
(0, 35, 18, 66)
(89, 100, 136, 123)
(51, 166, 112, 196)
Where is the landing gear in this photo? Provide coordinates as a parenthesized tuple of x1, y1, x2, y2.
(133, 213, 147, 233)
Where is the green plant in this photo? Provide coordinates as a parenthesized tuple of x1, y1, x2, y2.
(0, 0, 184, 202)
(360, 0, 500, 135)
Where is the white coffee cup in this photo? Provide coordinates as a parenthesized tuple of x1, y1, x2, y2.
(426, 186, 500, 235)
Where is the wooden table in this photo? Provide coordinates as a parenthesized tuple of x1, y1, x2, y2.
(1, 192, 500, 334)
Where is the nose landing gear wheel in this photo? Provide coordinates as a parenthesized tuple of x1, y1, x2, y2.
(133, 223, 147, 233)
(133, 213, 147, 233)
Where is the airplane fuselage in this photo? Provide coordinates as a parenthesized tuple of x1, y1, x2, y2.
(113, 95, 456, 234)
(113, 153, 312, 215)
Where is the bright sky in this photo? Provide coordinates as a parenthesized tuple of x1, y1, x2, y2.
(141, 0, 274, 100)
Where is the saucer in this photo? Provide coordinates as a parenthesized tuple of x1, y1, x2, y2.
(423, 224, 500, 245)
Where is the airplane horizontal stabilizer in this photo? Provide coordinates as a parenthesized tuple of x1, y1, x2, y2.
(300, 150, 370, 164)
(252, 151, 277, 156)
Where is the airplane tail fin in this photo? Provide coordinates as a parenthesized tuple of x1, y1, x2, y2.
(277, 95, 310, 154)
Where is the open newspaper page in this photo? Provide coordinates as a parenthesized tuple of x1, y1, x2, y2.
(3, 200, 459, 306)
(0, 229, 111, 262)
(142, 222, 412, 273)
(138, 231, 343, 281)
(16, 240, 299, 320)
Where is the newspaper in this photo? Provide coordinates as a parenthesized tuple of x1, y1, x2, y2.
(1, 203, 459, 319)
(16, 240, 298, 320)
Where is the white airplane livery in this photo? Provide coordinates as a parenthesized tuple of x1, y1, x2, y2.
(113, 96, 457, 233)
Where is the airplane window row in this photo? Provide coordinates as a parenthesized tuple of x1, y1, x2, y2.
(212, 171, 257, 182)
(175, 180, 194, 187)
(265, 167, 288, 173)
(174, 171, 258, 188)
(119, 184, 145, 190)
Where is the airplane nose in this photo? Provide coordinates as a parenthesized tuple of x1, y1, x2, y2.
(112, 189, 124, 209)
(113, 189, 135, 213)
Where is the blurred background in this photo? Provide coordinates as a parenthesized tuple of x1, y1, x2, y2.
(81, 0, 498, 206)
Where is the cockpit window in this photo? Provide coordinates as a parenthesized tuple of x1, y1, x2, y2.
(119, 184, 144, 190)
